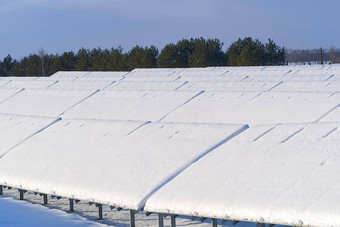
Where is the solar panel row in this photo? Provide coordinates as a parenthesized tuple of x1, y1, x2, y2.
(0, 65, 339, 226)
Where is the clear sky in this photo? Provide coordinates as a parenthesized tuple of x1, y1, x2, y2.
(1, 0, 339, 59)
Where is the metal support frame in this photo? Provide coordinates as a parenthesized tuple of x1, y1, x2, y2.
(18, 189, 27, 200)
(158, 213, 164, 227)
(256, 223, 265, 227)
(95, 204, 103, 220)
(232, 220, 239, 225)
(221, 219, 228, 224)
(212, 218, 217, 227)
(170, 214, 177, 227)
(268, 224, 275, 227)
(129, 210, 136, 227)
(69, 199, 74, 212)
(43, 194, 48, 205)
(200, 217, 207, 222)
(0, 185, 3, 195)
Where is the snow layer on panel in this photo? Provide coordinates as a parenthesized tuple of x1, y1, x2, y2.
(105, 81, 187, 91)
(0, 114, 58, 157)
(163, 91, 339, 125)
(0, 119, 246, 210)
(129, 68, 175, 77)
(0, 197, 105, 227)
(123, 76, 183, 82)
(85, 71, 127, 78)
(319, 106, 340, 122)
(62, 90, 200, 121)
(161, 91, 262, 123)
(272, 81, 340, 92)
(179, 75, 247, 82)
(177, 67, 228, 77)
(0, 80, 58, 89)
(145, 122, 340, 227)
(0, 80, 9, 87)
(50, 71, 90, 79)
(47, 80, 115, 90)
(0, 88, 23, 103)
(0, 77, 39, 81)
(0, 89, 97, 117)
(178, 81, 281, 92)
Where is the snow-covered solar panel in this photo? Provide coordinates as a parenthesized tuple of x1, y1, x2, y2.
(178, 81, 282, 92)
(122, 76, 182, 82)
(272, 81, 340, 92)
(84, 71, 128, 79)
(128, 68, 176, 77)
(145, 122, 340, 227)
(50, 71, 90, 80)
(177, 67, 228, 77)
(0, 119, 247, 210)
(106, 81, 187, 91)
(319, 105, 340, 122)
(46, 80, 116, 90)
(0, 89, 98, 117)
(0, 114, 59, 157)
(0, 89, 23, 103)
(162, 91, 340, 125)
(0, 80, 58, 89)
(62, 90, 201, 121)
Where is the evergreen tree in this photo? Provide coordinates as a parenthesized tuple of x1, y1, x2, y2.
(0, 55, 14, 76)
(76, 48, 91, 71)
(127, 45, 158, 70)
(188, 38, 225, 67)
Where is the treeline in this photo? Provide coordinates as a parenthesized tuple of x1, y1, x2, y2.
(286, 46, 340, 63)
(0, 37, 286, 77)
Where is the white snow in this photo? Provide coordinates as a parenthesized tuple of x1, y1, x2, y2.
(0, 196, 105, 227)
(0, 89, 98, 117)
(0, 118, 247, 210)
(0, 80, 58, 89)
(145, 122, 340, 227)
(0, 114, 59, 157)
(0, 65, 340, 226)
(162, 91, 340, 125)
(46, 80, 116, 90)
(62, 90, 203, 121)
(106, 81, 188, 91)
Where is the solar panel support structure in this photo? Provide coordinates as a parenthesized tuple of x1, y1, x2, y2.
(256, 223, 265, 227)
(18, 189, 27, 200)
(158, 213, 164, 227)
(212, 218, 217, 227)
(69, 199, 74, 212)
(171, 214, 177, 227)
(130, 210, 136, 227)
(95, 204, 103, 220)
(0, 185, 3, 195)
(42, 194, 48, 205)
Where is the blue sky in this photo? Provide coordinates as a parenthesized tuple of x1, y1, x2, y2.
(1, 0, 339, 59)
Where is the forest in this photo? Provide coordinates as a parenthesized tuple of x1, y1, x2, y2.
(0, 36, 334, 77)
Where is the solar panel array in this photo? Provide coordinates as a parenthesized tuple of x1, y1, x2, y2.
(0, 65, 339, 227)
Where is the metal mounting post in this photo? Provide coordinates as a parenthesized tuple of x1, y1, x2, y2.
(170, 214, 177, 227)
(69, 199, 74, 212)
(129, 210, 136, 227)
(95, 204, 103, 220)
(43, 194, 48, 205)
(0, 185, 3, 195)
(158, 213, 164, 227)
(18, 189, 27, 200)
(212, 218, 217, 227)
